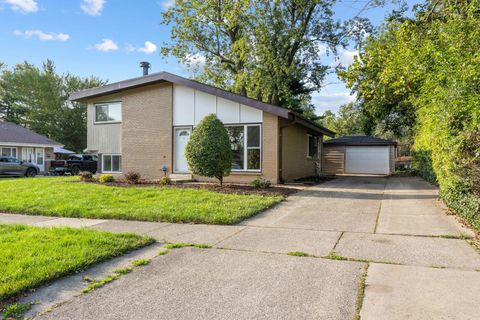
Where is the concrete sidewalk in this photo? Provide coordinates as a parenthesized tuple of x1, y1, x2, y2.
(1, 176, 479, 319)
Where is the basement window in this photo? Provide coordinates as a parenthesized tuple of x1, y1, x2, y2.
(102, 154, 122, 173)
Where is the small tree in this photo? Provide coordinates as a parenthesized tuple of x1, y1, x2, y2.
(185, 114, 232, 186)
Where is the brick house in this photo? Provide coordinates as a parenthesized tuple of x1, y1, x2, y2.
(70, 70, 334, 183)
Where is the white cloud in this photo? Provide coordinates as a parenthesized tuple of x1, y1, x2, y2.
(137, 41, 157, 54)
(312, 91, 357, 114)
(81, 0, 105, 16)
(332, 48, 359, 67)
(14, 29, 70, 41)
(160, 0, 174, 10)
(185, 53, 206, 67)
(3, 0, 38, 13)
(94, 38, 118, 52)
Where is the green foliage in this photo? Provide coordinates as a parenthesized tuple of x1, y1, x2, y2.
(164, 242, 212, 249)
(0, 60, 106, 152)
(287, 251, 314, 257)
(113, 267, 133, 275)
(2, 302, 32, 319)
(81, 274, 119, 294)
(159, 177, 171, 185)
(161, 0, 375, 119)
(124, 171, 141, 184)
(412, 151, 436, 184)
(0, 224, 152, 301)
(185, 114, 232, 185)
(79, 171, 95, 182)
(341, 1, 480, 230)
(252, 176, 271, 189)
(132, 259, 150, 267)
(99, 174, 114, 183)
(319, 103, 365, 137)
(0, 177, 282, 225)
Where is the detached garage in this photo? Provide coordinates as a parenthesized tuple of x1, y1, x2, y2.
(322, 136, 397, 175)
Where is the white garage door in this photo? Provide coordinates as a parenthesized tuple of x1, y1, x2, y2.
(345, 146, 390, 174)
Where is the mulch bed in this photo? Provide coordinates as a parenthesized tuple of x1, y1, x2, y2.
(99, 181, 299, 197)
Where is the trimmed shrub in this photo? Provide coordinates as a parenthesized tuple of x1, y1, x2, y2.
(159, 177, 171, 185)
(79, 171, 95, 182)
(252, 176, 271, 189)
(185, 114, 232, 186)
(99, 174, 114, 183)
(124, 171, 141, 184)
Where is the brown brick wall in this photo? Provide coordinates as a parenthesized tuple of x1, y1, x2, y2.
(280, 121, 319, 181)
(121, 82, 173, 179)
(195, 111, 280, 184)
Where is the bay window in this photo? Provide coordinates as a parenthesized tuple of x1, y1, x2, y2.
(226, 124, 261, 171)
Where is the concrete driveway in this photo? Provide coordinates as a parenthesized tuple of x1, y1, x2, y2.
(2, 176, 480, 319)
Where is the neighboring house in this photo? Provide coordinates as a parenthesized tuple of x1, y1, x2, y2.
(70, 71, 335, 183)
(322, 135, 397, 175)
(0, 121, 62, 173)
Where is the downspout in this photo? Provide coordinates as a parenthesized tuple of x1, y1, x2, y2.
(278, 114, 297, 183)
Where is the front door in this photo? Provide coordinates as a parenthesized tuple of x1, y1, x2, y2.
(174, 127, 191, 173)
(35, 148, 45, 172)
(22, 148, 35, 164)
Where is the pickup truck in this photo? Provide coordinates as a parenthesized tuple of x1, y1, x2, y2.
(49, 154, 98, 176)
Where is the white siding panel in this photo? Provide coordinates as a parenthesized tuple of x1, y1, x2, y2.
(217, 97, 240, 123)
(87, 104, 122, 153)
(194, 91, 216, 125)
(240, 104, 262, 123)
(173, 85, 194, 125)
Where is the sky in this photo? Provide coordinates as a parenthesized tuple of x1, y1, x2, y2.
(0, 0, 419, 115)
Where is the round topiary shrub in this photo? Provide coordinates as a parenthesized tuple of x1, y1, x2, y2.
(99, 174, 115, 183)
(185, 114, 232, 186)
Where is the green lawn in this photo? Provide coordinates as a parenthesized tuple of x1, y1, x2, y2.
(0, 224, 153, 301)
(0, 177, 282, 224)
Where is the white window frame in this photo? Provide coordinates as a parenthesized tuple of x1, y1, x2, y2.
(307, 134, 319, 159)
(94, 102, 122, 124)
(102, 154, 122, 173)
(225, 124, 262, 172)
(1, 147, 17, 158)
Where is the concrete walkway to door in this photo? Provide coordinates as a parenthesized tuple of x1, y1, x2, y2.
(1, 176, 479, 319)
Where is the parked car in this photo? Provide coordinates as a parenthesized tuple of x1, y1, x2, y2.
(0, 156, 39, 177)
(49, 154, 98, 175)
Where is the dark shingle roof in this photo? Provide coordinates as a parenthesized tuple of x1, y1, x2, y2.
(0, 121, 62, 146)
(70, 71, 335, 137)
(324, 135, 397, 146)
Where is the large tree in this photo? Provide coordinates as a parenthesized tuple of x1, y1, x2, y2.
(319, 102, 365, 137)
(161, 0, 376, 118)
(0, 60, 105, 152)
(339, 0, 480, 230)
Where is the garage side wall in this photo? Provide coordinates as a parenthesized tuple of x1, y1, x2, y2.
(322, 145, 345, 174)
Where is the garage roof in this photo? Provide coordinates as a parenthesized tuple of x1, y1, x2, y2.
(324, 135, 397, 146)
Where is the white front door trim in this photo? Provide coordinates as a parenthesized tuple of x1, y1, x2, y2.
(35, 148, 45, 172)
(174, 127, 192, 173)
